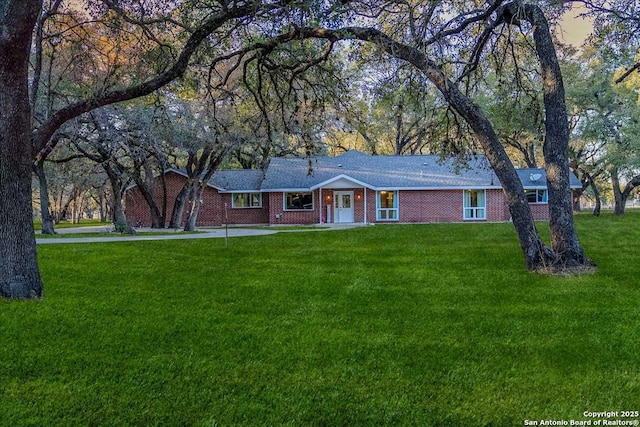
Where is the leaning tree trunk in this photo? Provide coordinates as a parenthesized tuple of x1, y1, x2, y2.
(132, 175, 165, 228)
(313, 30, 555, 270)
(142, 160, 165, 228)
(444, 87, 556, 270)
(169, 180, 193, 229)
(34, 160, 56, 234)
(0, 1, 44, 299)
(183, 184, 202, 232)
(520, 3, 593, 269)
(591, 180, 602, 217)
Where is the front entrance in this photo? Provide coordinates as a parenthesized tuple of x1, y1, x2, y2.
(333, 191, 354, 223)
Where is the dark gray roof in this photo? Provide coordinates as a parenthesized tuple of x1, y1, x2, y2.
(209, 169, 264, 192)
(160, 168, 264, 192)
(516, 168, 582, 189)
(162, 152, 581, 192)
(261, 150, 501, 190)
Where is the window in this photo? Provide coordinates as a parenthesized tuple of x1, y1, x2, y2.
(232, 193, 262, 208)
(377, 190, 398, 220)
(285, 192, 313, 210)
(525, 189, 548, 204)
(464, 190, 486, 220)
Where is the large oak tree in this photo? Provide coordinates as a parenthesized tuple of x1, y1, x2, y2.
(0, 0, 289, 298)
(1, 0, 595, 299)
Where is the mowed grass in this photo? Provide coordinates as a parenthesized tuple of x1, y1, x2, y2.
(33, 219, 112, 230)
(2, 212, 640, 426)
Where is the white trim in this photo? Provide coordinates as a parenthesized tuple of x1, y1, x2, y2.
(364, 189, 368, 224)
(319, 188, 323, 224)
(266, 184, 502, 192)
(265, 188, 315, 193)
(376, 190, 399, 221)
(524, 189, 548, 204)
(218, 190, 264, 194)
(310, 174, 374, 190)
(373, 185, 502, 191)
(333, 191, 355, 223)
(463, 189, 487, 221)
(283, 191, 315, 211)
(231, 192, 263, 209)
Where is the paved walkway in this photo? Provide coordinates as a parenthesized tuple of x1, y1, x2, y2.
(35, 224, 366, 244)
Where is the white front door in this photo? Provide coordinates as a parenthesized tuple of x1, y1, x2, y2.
(333, 191, 355, 223)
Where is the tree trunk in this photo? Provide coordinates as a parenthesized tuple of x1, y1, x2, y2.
(130, 163, 165, 228)
(591, 179, 602, 217)
(443, 88, 555, 271)
(142, 160, 165, 228)
(159, 168, 168, 228)
(183, 184, 201, 232)
(519, 4, 594, 269)
(181, 146, 227, 232)
(98, 192, 108, 222)
(34, 160, 56, 234)
(104, 166, 126, 224)
(184, 201, 202, 232)
(0, 0, 44, 299)
(169, 180, 193, 229)
(611, 170, 626, 216)
(315, 28, 556, 270)
(297, 8, 593, 272)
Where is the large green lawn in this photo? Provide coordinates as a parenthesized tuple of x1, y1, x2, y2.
(2, 213, 639, 426)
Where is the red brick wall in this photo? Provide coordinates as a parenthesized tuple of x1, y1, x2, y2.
(361, 188, 511, 223)
(223, 193, 270, 225)
(126, 173, 550, 226)
(397, 190, 463, 222)
(319, 188, 366, 223)
(486, 189, 509, 222)
(268, 190, 321, 225)
(125, 171, 269, 227)
(489, 190, 551, 222)
(528, 203, 550, 221)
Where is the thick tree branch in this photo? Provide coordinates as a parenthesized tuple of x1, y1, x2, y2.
(622, 174, 640, 199)
(33, 3, 258, 158)
(289, 24, 557, 268)
(615, 61, 640, 83)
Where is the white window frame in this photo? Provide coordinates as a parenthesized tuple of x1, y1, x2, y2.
(463, 189, 486, 220)
(231, 192, 262, 209)
(524, 189, 548, 204)
(284, 192, 314, 211)
(376, 190, 399, 221)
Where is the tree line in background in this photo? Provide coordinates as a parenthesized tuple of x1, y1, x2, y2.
(2, 0, 640, 298)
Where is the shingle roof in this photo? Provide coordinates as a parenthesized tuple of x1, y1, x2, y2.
(164, 151, 581, 192)
(516, 168, 582, 189)
(209, 169, 264, 192)
(261, 150, 501, 190)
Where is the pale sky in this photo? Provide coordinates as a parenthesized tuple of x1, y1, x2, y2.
(557, 3, 594, 47)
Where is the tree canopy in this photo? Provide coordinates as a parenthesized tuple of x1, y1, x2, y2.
(8, 0, 640, 298)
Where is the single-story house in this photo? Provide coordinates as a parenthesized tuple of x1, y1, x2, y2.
(125, 150, 581, 227)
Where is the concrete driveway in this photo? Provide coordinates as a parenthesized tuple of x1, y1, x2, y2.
(35, 227, 278, 244)
(35, 223, 365, 244)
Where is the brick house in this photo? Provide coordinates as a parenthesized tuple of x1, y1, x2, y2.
(125, 150, 580, 227)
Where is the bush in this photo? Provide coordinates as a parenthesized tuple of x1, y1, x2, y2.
(113, 217, 136, 234)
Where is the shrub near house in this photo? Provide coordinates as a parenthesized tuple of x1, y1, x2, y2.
(126, 150, 581, 227)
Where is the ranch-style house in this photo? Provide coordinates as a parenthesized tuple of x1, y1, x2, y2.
(125, 150, 581, 227)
